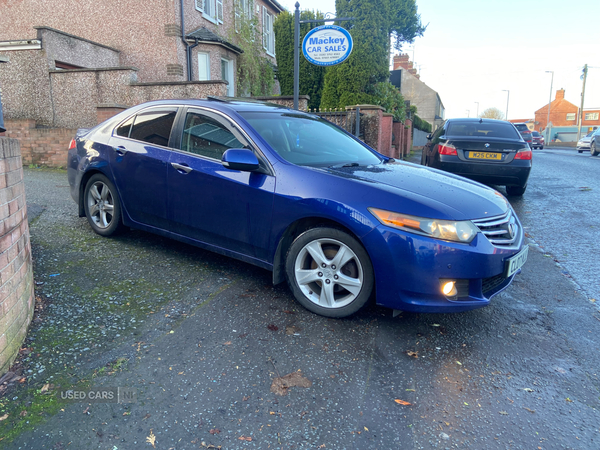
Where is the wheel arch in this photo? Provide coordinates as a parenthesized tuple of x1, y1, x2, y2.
(271, 217, 368, 286)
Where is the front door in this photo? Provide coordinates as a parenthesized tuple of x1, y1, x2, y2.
(167, 108, 274, 260)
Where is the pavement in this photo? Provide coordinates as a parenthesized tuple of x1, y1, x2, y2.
(0, 154, 599, 449)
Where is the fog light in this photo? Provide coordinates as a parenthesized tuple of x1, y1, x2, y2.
(441, 281, 457, 297)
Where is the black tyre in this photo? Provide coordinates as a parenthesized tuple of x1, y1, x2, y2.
(285, 228, 374, 318)
(539, 146, 543, 150)
(591, 141, 599, 157)
(83, 174, 124, 236)
(506, 184, 526, 196)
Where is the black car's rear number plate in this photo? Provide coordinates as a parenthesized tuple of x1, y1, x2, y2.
(468, 151, 502, 160)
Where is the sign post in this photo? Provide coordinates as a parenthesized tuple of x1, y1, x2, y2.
(293, 3, 354, 110)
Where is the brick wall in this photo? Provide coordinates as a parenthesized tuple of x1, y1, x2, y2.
(2, 120, 76, 168)
(0, 137, 34, 376)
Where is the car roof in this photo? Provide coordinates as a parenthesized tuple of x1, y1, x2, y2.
(129, 97, 295, 114)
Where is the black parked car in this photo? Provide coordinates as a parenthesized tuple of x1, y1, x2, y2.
(421, 118, 532, 196)
(513, 123, 533, 147)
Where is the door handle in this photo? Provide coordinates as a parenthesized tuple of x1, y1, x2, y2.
(115, 146, 128, 156)
(171, 162, 193, 174)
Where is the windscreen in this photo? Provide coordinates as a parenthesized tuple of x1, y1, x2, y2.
(239, 112, 382, 167)
(447, 122, 522, 139)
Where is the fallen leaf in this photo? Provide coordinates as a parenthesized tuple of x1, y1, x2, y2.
(406, 351, 418, 358)
(238, 436, 252, 441)
(0, 414, 8, 421)
(524, 407, 535, 413)
(267, 324, 279, 331)
(20, 411, 27, 417)
(147, 429, 157, 448)
(566, 398, 573, 402)
(40, 383, 50, 393)
(456, 361, 462, 365)
(499, 411, 508, 415)
(242, 395, 250, 401)
(209, 428, 221, 435)
(285, 325, 301, 335)
(123, 411, 131, 416)
(394, 399, 411, 406)
(405, 389, 415, 392)
(223, 341, 232, 345)
(271, 372, 312, 396)
(269, 411, 276, 415)
(283, 310, 296, 314)
(364, 426, 369, 431)
(431, 323, 440, 327)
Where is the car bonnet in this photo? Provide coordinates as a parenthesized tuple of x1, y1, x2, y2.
(323, 161, 510, 220)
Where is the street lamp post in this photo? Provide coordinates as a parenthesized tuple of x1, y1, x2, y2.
(545, 71, 554, 142)
(502, 90, 509, 121)
(475, 102, 479, 118)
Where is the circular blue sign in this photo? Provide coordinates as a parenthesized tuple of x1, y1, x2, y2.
(302, 25, 353, 67)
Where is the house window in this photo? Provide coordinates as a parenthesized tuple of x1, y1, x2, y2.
(585, 112, 599, 121)
(195, 0, 223, 24)
(221, 58, 234, 96)
(235, 0, 254, 33)
(198, 53, 210, 81)
(566, 113, 576, 121)
(262, 7, 275, 56)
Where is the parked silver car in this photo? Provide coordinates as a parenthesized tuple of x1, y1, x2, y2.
(577, 131, 594, 153)
(590, 128, 600, 156)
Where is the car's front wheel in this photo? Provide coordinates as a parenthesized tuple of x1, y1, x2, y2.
(285, 228, 374, 318)
(83, 174, 124, 236)
(506, 184, 527, 196)
(591, 142, 599, 157)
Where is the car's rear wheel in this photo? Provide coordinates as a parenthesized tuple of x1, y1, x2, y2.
(591, 142, 599, 157)
(506, 184, 526, 196)
(84, 174, 124, 236)
(285, 228, 374, 318)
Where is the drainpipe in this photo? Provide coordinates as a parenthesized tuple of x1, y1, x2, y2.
(180, 0, 191, 81)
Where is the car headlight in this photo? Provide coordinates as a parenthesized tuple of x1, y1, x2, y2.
(368, 208, 479, 243)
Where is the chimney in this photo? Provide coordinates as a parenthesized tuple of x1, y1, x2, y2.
(555, 89, 565, 100)
(393, 54, 411, 71)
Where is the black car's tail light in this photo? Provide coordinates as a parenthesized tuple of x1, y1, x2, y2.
(68, 138, 76, 150)
(438, 143, 457, 155)
(514, 148, 532, 160)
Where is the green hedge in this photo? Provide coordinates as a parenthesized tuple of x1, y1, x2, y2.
(412, 114, 432, 133)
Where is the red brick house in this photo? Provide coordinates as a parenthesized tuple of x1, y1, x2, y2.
(0, 0, 284, 130)
(534, 89, 600, 131)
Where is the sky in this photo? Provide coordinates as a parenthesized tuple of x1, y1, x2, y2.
(276, 0, 600, 120)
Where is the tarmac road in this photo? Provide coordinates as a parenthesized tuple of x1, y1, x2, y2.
(3, 155, 600, 450)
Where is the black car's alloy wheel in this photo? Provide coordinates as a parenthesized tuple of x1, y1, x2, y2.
(84, 174, 124, 236)
(285, 228, 374, 318)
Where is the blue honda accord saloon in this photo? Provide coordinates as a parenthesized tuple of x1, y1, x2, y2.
(67, 98, 528, 318)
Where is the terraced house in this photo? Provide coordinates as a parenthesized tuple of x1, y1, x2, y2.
(0, 0, 284, 132)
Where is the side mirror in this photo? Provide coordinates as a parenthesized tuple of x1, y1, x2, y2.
(221, 148, 260, 172)
(426, 133, 433, 140)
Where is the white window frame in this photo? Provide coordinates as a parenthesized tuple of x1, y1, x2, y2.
(566, 113, 576, 121)
(584, 112, 599, 121)
(221, 58, 235, 96)
(198, 52, 210, 81)
(195, 0, 223, 24)
(262, 6, 275, 57)
(235, 0, 254, 33)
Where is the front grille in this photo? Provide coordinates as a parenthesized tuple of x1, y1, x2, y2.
(482, 273, 507, 295)
(472, 210, 519, 247)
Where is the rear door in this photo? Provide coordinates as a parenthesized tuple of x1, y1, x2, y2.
(167, 107, 275, 260)
(108, 107, 178, 229)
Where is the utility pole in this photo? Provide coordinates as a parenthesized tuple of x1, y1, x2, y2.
(545, 71, 553, 142)
(502, 90, 509, 121)
(474, 102, 479, 118)
(576, 64, 588, 142)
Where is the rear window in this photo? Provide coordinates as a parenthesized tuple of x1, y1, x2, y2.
(513, 123, 530, 132)
(447, 122, 521, 139)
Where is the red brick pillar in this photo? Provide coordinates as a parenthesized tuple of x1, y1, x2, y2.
(392, 121, 403, 158)
(404, 118, 413, 157)
(345, 105, 387, 154)
(0, 137, 34, 375)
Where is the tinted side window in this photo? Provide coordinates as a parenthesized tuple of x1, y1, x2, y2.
(116, 116, 134, 137)
(182, 112, 245, 160)
(129, 110, 177, 147)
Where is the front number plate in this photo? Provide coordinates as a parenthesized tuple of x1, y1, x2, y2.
(505, 245, 528, 277)
(468, 151, 502, 160)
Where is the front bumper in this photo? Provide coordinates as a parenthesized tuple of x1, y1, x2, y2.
(363, 220, 525, 313)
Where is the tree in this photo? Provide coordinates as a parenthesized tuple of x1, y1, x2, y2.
(479, 107, 504, 120)
(320, 0, 424, 109)
(274, 10, 327, 110)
